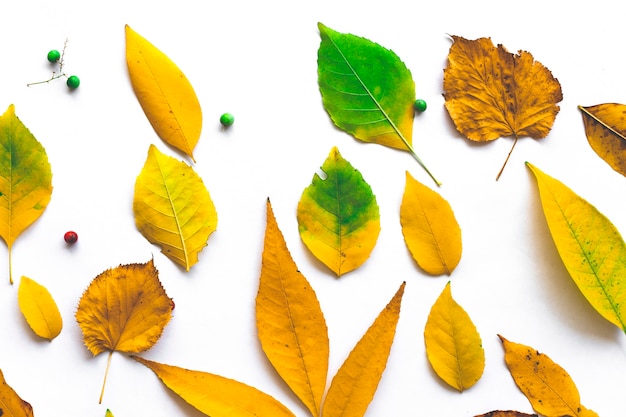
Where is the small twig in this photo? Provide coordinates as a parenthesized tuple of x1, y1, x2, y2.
(26, 38, 70, 87)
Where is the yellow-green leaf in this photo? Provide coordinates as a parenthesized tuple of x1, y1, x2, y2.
(424, 282, 484, 391)
(499, 335, 599, 417)
(134, 357, 296, 417)
(18, 276, 63, 341)
(578, 103, 626, 177)
(256, 199, 329, 417)
(125, 25, 202, 161)
(105, 410, 114, 417)
(297, 147, 380, 277)
(0, 369, 34, 417)
(400, 171, 462, 275)
(134, 144, 217, 271)
(322, 282, 405, 417)
(0, 104, 53, 284)
(527, 162, 626, 331)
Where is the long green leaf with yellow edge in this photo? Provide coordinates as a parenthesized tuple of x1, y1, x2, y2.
(257, 199, 328, 417)
(322, 282, 405, 417)
(125, 25, 202, 162)
(527, 162, 626, 332)
(134, 145, 217, 271)
(0, 104, 53, 284)
(424, 282, 484, 391)
(297, 147, 380, 277)
(18, 276, 63, 341)
(317, 23, 440, 186)
(133, 357, 296, 417)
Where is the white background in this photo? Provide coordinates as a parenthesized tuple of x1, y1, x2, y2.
(1, 0, 625, 416)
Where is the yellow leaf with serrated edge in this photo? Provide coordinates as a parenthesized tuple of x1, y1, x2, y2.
(18, 276, 62, 341)
(322, 282, 405, 417)
(400, 171, 462, 275)
(256, 199, 328, 417)
(499, 336, 599, 417)
(125, 25, 202, 161)
(0, 369, 34, 417)
(134, 357, 296, 417)
(527, 162, 626, 331)
(134, 144, 217, 271)
(424, 282, 484, 391)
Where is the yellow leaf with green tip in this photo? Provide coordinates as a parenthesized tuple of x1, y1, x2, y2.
(18, 276, 63, 341)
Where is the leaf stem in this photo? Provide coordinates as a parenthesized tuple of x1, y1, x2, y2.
(496, 134, 519, 181)
(8, 246, 12, 285)
(404, 141, 442, 186)
(99, 351, 114, 404)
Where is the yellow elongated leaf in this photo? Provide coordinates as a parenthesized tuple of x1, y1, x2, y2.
(0, 369, 34, 417)
(134, 357, 296, 417)
(18, 276, 63, 341)
(134, 144, 217, 271)
(578, 103, 626, 177)
(400, 171, 462, 275)
(527, 162, 626, 331)
(256, 199, 329, 417)
(499, 335, 599, 417)
(125, 25, 202, 161)
(322, 282, 405, 417)
(0, 104, 53, 284)
(424, 282, 484, 391)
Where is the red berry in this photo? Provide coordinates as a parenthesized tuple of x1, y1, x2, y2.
(64, 231, 78, 244)
(170, 299, 176, 310)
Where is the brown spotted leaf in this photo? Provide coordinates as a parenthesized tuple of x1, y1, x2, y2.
(579, 103, 626, 177)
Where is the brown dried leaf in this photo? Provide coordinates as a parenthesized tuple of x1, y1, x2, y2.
(579, 103, 626, 177)
(475, 412, 537, 417)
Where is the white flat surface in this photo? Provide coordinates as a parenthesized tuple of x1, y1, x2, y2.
(1, 1, 625, 416)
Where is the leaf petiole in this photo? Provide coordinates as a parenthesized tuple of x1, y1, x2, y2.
(495, 134, 519, 181)
(99, 351, 113, 404)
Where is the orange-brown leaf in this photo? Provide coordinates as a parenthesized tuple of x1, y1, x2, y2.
(579, 103, 626, 177)
(0, 369, 34, 417)
(475, 412, 537, 417)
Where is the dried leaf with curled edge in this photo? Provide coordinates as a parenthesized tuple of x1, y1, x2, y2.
(18, 276, 63, 341)
(443, 36, 562, 179)
(125, 25, 202, 161)
(134, 144, 217, 271)
(499, 335, 599, 417)
(579, 103, 626, 177)
(475, 412, 537, 417)
(400, 171, 461, 275)
(0, 369, 34, 417)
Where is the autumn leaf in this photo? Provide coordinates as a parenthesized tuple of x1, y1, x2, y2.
(317, 22, 440, 185)
(125, 25, 202, 161)
(475, 412, 537, 417)
(0, 104, 53, 284)
(105, 410, 114, 417)
(578, 103, 626, 177)
(424, 282, 484, 391)
(133, 144, 217, 271)
(297, 147, 380, 277)
(257, 199, 329, 417)
(322, 282, 405, 417)
(400, 171, 462, 275)
(18, 276, 63, 341)
(443, 36, 562, 180)
(499, 335, 599, 417)
(134, 357, 296, 417)
(0, 369, 34, 417)
(527, 162, 626, 332)
(75, 259, 173, 403)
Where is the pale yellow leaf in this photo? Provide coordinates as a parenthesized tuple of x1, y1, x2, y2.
(18, 276, 63, 341)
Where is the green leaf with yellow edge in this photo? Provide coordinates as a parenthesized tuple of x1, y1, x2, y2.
(134, 144, 217, 271)
(0, 369, 34, 417)
(317, 23, 439, 185)
(527, 162, 626, 332)
(257, 199, 329, 417)
(499, 335, 599, 417)
(0, 104, 53, 284)
(578, 103, 626, 177)
(18, 276, 63, 341)
(400, 171, 462, 276)
(297, 147, 380, 277)
(125, 25, 202, 162)
(424, 282, 484, 391)
(133, 357, 296, 417)
(322, 282, 405, 417)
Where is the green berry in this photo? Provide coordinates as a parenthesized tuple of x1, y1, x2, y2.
(66, 75, 80, 89)
(220, 112, 234, 127)
(47, 49, 61, 63)
(414, 99, 427, 112)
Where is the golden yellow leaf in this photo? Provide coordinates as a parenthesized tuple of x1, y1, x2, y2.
(400, 171, 462, 275)
(443, 36, 562, 179)
(125, 25, 202, 161)
(424, 282, 484, 391)
(134, 144, 217, 271)
(499, 335, 598, 417)
(17, 276, 63, 341)
(578, 103, 626, 177)
(322, 282, 405, 417)
(256, 199, 329, 417)
(0, 369, 33, 417)
(134, 357, 296, 417)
